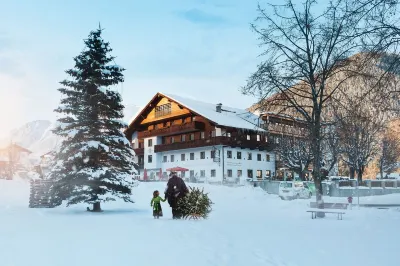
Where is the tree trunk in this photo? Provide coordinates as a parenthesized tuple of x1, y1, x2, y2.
(311, 117, 325, 218)
(357, 166, 364, 182)
(92, 202, 102, 212)
(349, 167, 355, 179)
(379, 160, 383, 179)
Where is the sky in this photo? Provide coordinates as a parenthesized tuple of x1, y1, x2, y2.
(0, 0, 268, 137)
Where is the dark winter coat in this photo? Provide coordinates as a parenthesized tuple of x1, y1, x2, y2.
(165, 175, 189, 200)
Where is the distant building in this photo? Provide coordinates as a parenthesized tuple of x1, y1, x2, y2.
(258, 112, 312, 180)
(0, 143, 32, 179)
(124, 92, 275, 184)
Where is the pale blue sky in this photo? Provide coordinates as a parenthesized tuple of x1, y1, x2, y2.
(0, 0, 267, 136)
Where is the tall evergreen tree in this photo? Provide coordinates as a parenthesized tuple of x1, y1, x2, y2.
(49, 26, 137, 212)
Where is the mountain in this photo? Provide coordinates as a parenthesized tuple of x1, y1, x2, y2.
(0, 120, 61, 158)
(3, 120, 51, 148)
(0, 105, 141, 157)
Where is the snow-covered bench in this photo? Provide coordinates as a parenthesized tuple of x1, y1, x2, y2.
(309, 202, 348, 209)
(306, 209, 346, 220)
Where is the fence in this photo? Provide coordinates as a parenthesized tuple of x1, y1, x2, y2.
(29, 179, 62, 208)
(253, 179, 400, 197)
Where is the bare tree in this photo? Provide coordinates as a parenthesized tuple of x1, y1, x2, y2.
(377, 130, 400, 178)
(242, 0, 395, 212)
(335, 101, 384, 181)
(275, 136, 313, 180)
(321, 124, 341, 175)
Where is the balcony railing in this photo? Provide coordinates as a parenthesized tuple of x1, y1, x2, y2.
(267, 124, 307, 137)
(133, 148, 144, 155)
(154, 136, 274, 152)
(138, 121, 205, 139)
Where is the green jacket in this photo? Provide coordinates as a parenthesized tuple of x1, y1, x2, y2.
(151, 196, 166, 206)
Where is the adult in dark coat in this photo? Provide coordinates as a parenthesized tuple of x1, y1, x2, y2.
(164, 172, 189, 219)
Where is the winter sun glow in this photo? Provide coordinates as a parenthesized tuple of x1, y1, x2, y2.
(0, 76, 26, 138)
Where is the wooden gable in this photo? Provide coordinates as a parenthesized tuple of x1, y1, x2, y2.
(125, 92, 214, 139)
(140, 96, 191, 125)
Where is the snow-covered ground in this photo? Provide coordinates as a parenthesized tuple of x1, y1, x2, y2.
(0, 180, 399, 266)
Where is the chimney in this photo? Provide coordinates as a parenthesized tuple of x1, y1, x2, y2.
(216, 103, 222, 113)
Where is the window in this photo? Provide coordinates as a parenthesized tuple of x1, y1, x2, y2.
(266, 170, 271, 177)
(148, 155, 153, 163)
(148, 139, 153, 147)
(247, 169, 253, 178)
(190, 153, 194, 160)
(181, 171, 186, 178)
(227, 150, 232, 158)
(247, 135, 250, 140)
(266, 154, 270, 162)
(257, 135, 260, 141)
(200, 170, 205, 177)
(237, 152, 242, 159)
(190, 170, 194, 177)
(189, 133, 195, 141)
(211, 169, 216, 177)
(181, 135, 186, 142)
(257, 154, 261, 161)
(275, 137, 280, 144)
(200, 132, 205, 139)
(155, 103, 172, 118)
(257, 170, 262, 178)
(171, 137, 175, 143)
(181, 154, 185, 161)
(200, 151, 205, 159)
(170, 155, 174, 162)
(247, 152, 252, 160)
(211, 131, 216, 137)
(237, 170, 242, 177)
(138, 156, 144, 165)
(163, 156, 167, 163)
(227, 169, 232, 177)
(227, 132, 231, 137)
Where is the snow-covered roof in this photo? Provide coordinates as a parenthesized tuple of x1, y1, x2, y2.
(161, 93, 265, 132)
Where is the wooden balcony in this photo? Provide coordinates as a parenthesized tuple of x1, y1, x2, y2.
(154, 136, 274, 152)
(137, 121, 205, 139)
(133, 148, 144, 156)
(267, 124, 308, 137)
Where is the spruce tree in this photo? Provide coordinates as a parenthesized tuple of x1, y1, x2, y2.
(176, 187, 213, 219)
(49, 26, 137, 212)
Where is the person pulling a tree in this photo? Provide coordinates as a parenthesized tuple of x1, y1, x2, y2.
(164, 172, 189, 219)
(151, 190, 166, 219)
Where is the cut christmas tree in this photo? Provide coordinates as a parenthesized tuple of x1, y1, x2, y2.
(176, 187, 213, 220)
(48, 25, 138, 212)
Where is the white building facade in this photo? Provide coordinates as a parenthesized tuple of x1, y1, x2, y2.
(126, 92, 276, 184)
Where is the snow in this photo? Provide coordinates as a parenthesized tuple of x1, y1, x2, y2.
(0, 180, 399, 266)
(83, 140, 110, 152)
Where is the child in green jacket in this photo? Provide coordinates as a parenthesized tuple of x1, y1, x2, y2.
(151, 190, 166, 219)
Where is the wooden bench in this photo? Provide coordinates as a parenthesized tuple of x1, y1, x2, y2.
(309, 202, 348, 210)
(307, 209, 346, 220)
